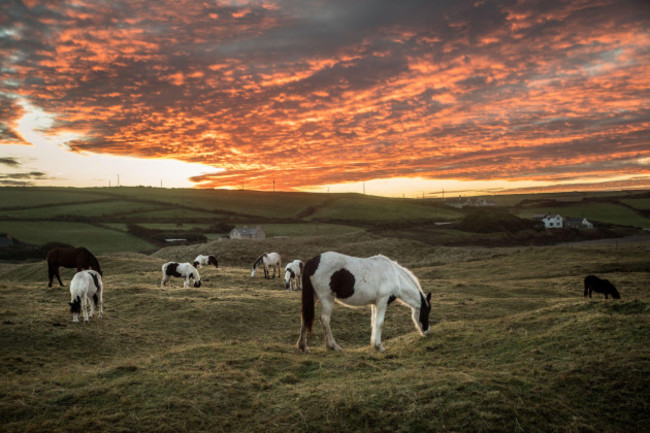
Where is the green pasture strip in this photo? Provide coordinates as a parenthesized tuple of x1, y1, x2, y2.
(0, 221, 155, 253)
(620, 198, 650, 210)
(0, 245, 648, 432)
(126, 208, 221, 219)
(137, 223, 212, 230)
(0, 200, 164, 219)
(308, 195, 462, 221)
(0, 187, 107, 209)
(517, 202, 650, 227)
(100, 223, 129, 232)
(99, 187, 326, 218)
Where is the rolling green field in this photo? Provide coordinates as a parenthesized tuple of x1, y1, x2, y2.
(1, 187, 649, 255)
(0, 233, 648, 432)
(0, 221, 155, 253)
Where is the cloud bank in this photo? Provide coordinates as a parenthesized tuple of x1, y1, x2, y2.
(1, 0, 649, 192)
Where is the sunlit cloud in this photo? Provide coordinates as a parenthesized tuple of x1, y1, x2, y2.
(0, 0, 648, 195)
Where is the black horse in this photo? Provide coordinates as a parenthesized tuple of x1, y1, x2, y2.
(584, 275, 621, 299)
(46, 247, 103, 287)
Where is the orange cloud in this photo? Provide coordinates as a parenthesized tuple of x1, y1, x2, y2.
(1, 0, 648, 193)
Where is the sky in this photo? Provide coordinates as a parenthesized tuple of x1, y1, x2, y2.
(1, 0, 649, 197)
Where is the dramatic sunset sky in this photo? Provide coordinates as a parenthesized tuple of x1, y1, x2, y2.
(1, 0, 649, 196)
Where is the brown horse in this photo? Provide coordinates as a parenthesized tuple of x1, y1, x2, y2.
(46, 247, 103, 287)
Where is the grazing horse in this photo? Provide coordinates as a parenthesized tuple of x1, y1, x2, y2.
(161, 262, 201, 288)
(69, 270, 104, 323)
(584, 275, 621, 299)
(193, 254, 219, 269)
(47, 247, 102, 287)
(285, 259, 304, 290)
(251, 252, 282, 279)
(297, 251, 432, 353)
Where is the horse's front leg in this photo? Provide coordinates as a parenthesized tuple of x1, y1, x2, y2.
(82, 295, 90, 323)
(320, 299, 342, 351)
(371, 300, 388, 352)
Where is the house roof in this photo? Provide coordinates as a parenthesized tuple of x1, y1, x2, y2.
(231, 227, 263, 235)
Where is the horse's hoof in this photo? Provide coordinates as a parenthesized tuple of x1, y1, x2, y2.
(374, 344, 386, 352)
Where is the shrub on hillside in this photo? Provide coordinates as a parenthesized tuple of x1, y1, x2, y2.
(457, 209, 541, 233)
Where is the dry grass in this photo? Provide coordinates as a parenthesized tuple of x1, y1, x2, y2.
(1, 236, 648, 432)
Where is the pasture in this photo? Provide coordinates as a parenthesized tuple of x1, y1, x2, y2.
(1, 234, 648, 432)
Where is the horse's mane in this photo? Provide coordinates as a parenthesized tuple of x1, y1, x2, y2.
(374, 255, 426, 302)
(252, 253, 266, 269)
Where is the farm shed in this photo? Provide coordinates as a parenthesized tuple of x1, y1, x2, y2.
(228, 226, 265, 240)
(532, 213, 564, 229)
(0, 234, 14, 247)
(565, 217, 594, 229)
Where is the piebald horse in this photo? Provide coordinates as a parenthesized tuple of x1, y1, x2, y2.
(193, 254, 219, 269)
(297, 251, 432, 353)
(161, 262, 201, 288)
(251, 252, 282, 279)
(69, 270, 104, 323)
(285, 259, 304, 290)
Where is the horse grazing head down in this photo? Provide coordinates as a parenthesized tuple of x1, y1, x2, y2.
(584, 275, 621, 300)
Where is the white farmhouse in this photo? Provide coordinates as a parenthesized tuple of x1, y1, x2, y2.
(532, 213, 563, 229)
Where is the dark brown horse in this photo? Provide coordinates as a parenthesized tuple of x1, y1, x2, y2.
(46, 247, 103, 287)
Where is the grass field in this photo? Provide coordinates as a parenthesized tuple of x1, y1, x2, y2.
(0, 221, 155, 253)
(0, 234, 648, 432)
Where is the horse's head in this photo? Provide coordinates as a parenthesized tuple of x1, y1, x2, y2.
(69, 297, 81, 314)
(209, 256, 219, 268)
(605, 280, 621, 299)
(285, 269, 295, 289)
(251, 267, 257, 277)
(193, 280, 201, 288)
(415, 292, 432, 336)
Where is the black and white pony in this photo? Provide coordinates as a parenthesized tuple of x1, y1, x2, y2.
(584, 275, 621, 299)
(251, 252, 282, 279)
(161, 262, 201, 288)
(285, 259, 304, 290)
(297, 251, 432, 353)
(193, 254, 219, 269)
(69, 270, 104, 323)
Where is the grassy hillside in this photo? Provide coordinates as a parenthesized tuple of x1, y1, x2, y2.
(0, 235, 648, 432)
(1, 187, 649, 256)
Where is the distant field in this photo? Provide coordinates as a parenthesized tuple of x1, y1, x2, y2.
(0, 235, 648, 432)
(103, 188, 326, 218)
(307, 195, 461, 221)
(0, 187, 106, 208)
(0, 200, 163, 219)
(0, 221, 155, 253)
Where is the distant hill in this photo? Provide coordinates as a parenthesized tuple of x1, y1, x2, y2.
(0, 186, 648, 255)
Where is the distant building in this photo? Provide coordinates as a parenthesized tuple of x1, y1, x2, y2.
(565, 217, 594, 229)
(446, 196, 496, 208)
(0, 234, 14, 247)
(532, 214, 563, 229)
(228, 226, 265, 240)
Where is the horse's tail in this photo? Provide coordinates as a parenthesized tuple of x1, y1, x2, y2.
(300, 255, 321, 333)
(89, 253, 103, 276)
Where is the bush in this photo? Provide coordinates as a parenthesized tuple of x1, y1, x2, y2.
(457, 209, 541, 233)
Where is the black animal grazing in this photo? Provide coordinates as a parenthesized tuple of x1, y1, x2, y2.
(46, 247, 103, 287)
(584, 275, 621, 299)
